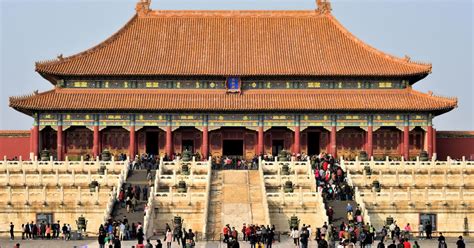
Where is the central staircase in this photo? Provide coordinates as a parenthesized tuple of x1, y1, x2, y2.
(205, 170, 267, 240)
(112, 169, 152, 225)
(325, 186, 358, 228)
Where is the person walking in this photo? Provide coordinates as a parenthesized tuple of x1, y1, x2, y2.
(438, 233, 447, 248)
(187, 229, 195, 247)
(98, 231, 106, 248)
(425, 222, 432, 239)
(456, 236, 466, 248)
(165, 228, 173, 248)
(290, 227, 299, 247)
(418, 224, 424, 239)
(10, 222, 15, 240)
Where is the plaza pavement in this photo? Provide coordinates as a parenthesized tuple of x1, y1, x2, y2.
(0, 236, 472, 248)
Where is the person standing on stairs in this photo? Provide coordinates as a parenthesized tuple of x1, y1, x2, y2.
(143, 186, 148, 202)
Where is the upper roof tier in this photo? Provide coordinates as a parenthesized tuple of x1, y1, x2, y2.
(35, 1, 431, 79)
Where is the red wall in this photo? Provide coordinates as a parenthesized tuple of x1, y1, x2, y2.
(0, 130, 31, 160)
(436, 131, 474, 160)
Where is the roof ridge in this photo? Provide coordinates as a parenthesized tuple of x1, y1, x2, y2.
(35, 15, 139, 70)
(327, 15, 432, 73)
(9, 89, 55, 103)
(142, 10, 325, 18)
(408, 88, 458, 105)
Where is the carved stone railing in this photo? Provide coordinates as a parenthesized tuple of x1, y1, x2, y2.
(202, 158, 212, 235)
(0, 155, 126, 174)
(143, 186, 155, 239)
(258, 157, 271, 225)
(103, 159, 129, 222)
(339, 156, 473, 173)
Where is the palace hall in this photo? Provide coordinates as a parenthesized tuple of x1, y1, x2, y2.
(9, 0, 457, 161)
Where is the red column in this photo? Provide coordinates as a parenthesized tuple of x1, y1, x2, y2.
(201, 126, 209, 159)
(57, 125, 64, 161)
(93, 125, 100, 158)
(32, 125, 39, 158)
(330, 126, 337, 158)
(367, 126, 373, 158)
(129, 126, 136, 159)
(165, 126, 173, 157)
(257, 126, 264, 156)
(433, 128, 437, 157)
(403, 126, 410, 160)
(29, 128, 33, 156)
(426, 125, 433, 159)
(293, 126, 301, 154)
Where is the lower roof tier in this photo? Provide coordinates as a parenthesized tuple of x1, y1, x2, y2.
(10, 88, 456, 115)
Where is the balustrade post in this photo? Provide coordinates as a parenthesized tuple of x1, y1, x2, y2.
(395, 170, 400, 186)
(173, 170, 177, 186)
(389, 187, 394, 202)
(188, 188, 192, 206)
(424, 187, 429, 202)
(55, 169, 59, 186)
(8, 186, 12, 205)
(459, 187, 464, 201)
(42, 186, 47, 205)
(22, 170, 26, 186)
(72, 170, 76, 186)
(95, 186, 100, 205)
(428, 169, 432, 187)
(104, 169, 109, 186)
(372, 188, 376, 204)
(60, 186, 64, 204)
(25, 186, 29, 205)
(407, 187, 411, 202)
(299, 186, 303, 206)
(81, 156, 86, 172)
(6, 170, 10, 186)
(444, 168, 448, 186)
(77, 186, 82, 205)
(169, 186, 173, 203)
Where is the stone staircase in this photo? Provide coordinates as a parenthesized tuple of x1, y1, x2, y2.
(205, 171, 223, 240)
(248, 170, 267, 225)
(325, 197, 358, 228)
(112, 169, 153, 225)
(205, 170, 268, 240)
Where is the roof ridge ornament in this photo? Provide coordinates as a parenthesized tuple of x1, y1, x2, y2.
(316, 0, 332, 14)
(136, 0, 152, 16)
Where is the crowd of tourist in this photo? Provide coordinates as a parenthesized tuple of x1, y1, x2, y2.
(212, 155, 259, 170)
(10, 221, 73, 241)
(220, 223, 277, 248)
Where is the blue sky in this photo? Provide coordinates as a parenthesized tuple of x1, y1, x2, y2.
(1, 0, 472, 130)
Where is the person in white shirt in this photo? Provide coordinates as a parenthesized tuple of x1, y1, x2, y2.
(290, 227, 300, 247)
(119, 223, 125, 240)
(307, 225, 312, 241)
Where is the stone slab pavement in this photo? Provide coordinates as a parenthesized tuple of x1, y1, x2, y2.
(0, 237, 472, 248)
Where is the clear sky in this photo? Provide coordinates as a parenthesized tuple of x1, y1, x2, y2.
(1, 0, 472, 130)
